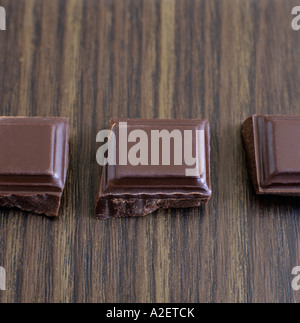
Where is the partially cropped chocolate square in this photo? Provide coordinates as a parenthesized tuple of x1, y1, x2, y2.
(95, 119, 211, 219)
(0, 117, 69, 216)
(242, 115, 300, 195)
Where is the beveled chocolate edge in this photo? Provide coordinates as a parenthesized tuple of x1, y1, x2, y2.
(110, 118, 210, 126)
(54, 118, 69, 191)
(101, 119, 211, 196)
(0, 117, 69, 193)
(242, 116, 260, 193)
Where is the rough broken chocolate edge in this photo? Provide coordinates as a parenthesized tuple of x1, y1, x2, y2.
(242, 116, 260, 194)
(95, 196, 210, 219)
(0, 193, 62, 217)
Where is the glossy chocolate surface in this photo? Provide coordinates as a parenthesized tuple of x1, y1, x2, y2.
(96, 119, 211, 219)
(0, 117, 69, 216)
(242, 115, 300, 195)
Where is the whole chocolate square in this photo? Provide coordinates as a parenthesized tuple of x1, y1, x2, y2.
(242, 115, 300, 195)
(95, 119, 211, 219)
(0, 117, 69, 216)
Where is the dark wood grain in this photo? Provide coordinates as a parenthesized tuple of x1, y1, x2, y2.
(0, 0, 300, 303)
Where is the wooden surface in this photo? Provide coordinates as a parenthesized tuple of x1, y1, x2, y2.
(0, 0, 300, 303)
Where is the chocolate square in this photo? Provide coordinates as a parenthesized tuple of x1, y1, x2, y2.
(95, 119, 211, 219)
(0, 117, 69, 216)
(242, 115, 300, 195)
